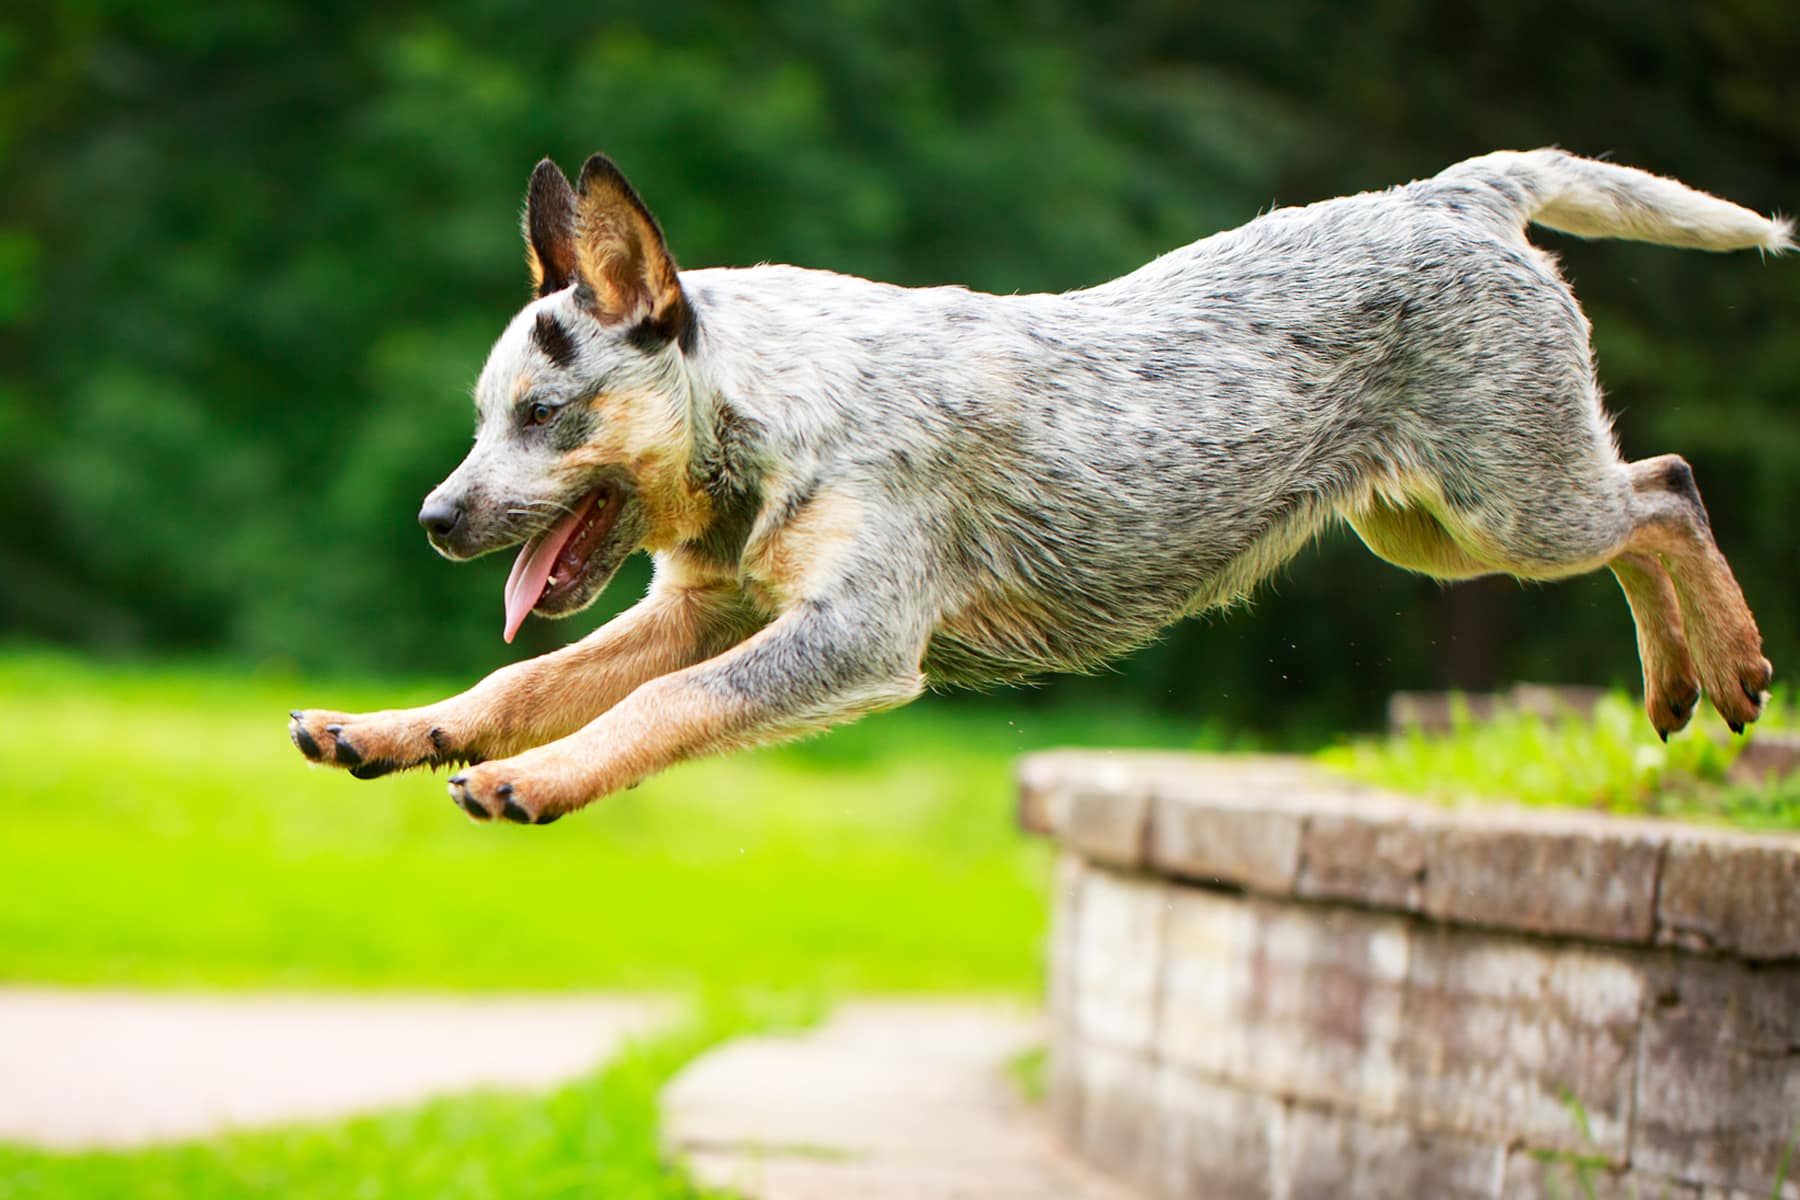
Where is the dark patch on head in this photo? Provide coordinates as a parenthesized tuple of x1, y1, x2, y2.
(533, 312, 580, 369)
(549, 402, 599, 453)
(625, 292, 697, 354)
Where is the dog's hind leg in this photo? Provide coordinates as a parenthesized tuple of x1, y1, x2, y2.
(1612, 455, 1770, 733)
(1607, 550, 1703, 738)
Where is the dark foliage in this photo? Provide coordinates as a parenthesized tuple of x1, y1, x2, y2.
(1, 0, 1794, 732)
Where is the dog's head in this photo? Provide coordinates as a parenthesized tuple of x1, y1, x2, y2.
(420, 154, 707, 642)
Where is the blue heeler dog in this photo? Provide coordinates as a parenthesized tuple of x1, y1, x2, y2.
(289, 149, 1790, 824)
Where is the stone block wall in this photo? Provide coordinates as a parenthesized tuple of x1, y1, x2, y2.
(1020, 751, 1800, 1199)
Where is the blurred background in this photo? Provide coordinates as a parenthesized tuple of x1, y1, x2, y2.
(4, 0, 1796, 730)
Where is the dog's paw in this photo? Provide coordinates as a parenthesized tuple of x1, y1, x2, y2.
(1646, 675, 1701, 743)
(288, 708, 467, 778)
(446, 762, 567, 825)
(1707, 655, 1773, 736)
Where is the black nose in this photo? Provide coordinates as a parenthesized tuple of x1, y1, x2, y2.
(418, 496, 466, 539)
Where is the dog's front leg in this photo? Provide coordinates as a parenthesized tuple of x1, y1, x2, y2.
(444, 600, 927, 823)
(288, 574, 761, 778)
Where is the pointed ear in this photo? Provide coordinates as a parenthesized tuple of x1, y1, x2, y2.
(524, 158, 579, 297)
(572, 152, 693, 349)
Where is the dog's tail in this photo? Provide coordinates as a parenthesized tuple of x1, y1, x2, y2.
(1437, 149, 1792, 255)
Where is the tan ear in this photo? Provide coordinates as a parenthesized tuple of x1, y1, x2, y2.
(523, 159, 580, 298)
(573, 152, 693, 349)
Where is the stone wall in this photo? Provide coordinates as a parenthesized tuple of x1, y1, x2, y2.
(1020, 751, 1800, 1200)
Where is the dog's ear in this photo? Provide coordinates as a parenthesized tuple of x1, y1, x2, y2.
(524, 159, 580, 298)
(572, 152, 693, 350)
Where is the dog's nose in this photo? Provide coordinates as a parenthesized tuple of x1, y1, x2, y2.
(418, 495, 466, 539)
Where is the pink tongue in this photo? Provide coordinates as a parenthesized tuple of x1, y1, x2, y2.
(502, 495, 597, 644)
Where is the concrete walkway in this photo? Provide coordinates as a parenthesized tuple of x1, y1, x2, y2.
(662, 1001, 1140, 1200)
(0, 987, 669, 1149)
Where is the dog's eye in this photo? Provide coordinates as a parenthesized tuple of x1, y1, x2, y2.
(523, 401, 554, 427)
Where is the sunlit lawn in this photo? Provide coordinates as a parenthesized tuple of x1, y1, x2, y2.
(0, 649, 1219, 993)
(0, 648, 1224, 1198)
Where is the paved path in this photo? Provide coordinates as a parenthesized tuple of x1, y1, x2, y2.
(0, 987, 669, 1149)
(662, 1001, 1140, 1200)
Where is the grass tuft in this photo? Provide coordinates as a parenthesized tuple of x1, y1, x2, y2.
(1319, 690, 1800, 831)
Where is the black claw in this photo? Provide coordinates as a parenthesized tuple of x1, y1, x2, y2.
(534, 811, 563, 825)
(1744, 680, 1761, 702)
(289, 710, 304, 721)
(1659, 729, 1669, 744)
(500, 797, 530, 823)
(1728, 719, 1745, 736)
(330, 733, 363, 767)
(291, 723, 322, 759)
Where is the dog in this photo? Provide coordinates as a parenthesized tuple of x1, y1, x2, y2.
(289, 148, 1789, 824)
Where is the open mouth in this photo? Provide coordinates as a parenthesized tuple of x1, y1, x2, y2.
(501, 485, 627, 643)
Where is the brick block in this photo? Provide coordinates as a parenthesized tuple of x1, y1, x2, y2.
(1155, 1066, 1279, 1200)
(1147, 779, 1304, 894)
(1071, 868, 1164, 1053)
(1658, 830, 1800, 959)
(1398, 926, 1643, 1160)
(1297, 805, 1431, 910)
(1070, 1041, 1160, 1194)
(1633, 958, 1800, 1198)
(1158, 890, 1412, 1116)
(1502, 1150, 1705, 1199)
(1048, 852, 1084, 1029)
(1282, 1104, 1505, 1200)
(1421, 810, 1663, 943)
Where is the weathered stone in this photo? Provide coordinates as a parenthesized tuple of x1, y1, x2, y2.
(1658, 830, 1800, 959)
(1019, 755, 1154, 868)
(1158, 889, 1412, 1117)
(1147, 774, 1304, 894)
(1398, 925, 1643, 1160)
(1070, 1041, 1160, 1194)
(1017, 755, 1057, 836)
(1071, 867, 1164, 1053)
(1048, 853, 1084, 1030)
(1387, 690, 1503, 734)
(1298, 805, 1431, 910)
(1633, 958, 1800, 1198)
(1155, 1066, 1279, 1200)
(1728, 731, 1800, 788)
(1387, 685, 1605, 734)
(1422, 810, 1663, 943)
(1502, 1151, 1705, 1200)
(1283, 1104, 1505, 1200)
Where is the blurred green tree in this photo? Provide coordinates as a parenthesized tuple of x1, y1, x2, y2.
(1, 0, 1793, 731)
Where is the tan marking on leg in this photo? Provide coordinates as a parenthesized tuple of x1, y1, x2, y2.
(1623, 456, 1770, 732)
(289, 577, 760, 776)
(449, 608, 923, 821)
(1608, 551, 1701, 738)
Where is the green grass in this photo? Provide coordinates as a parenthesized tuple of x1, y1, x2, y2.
(1319, 690, 1800, 831)
(0, 648, 1216, 993)
(0, 647, 1222, 1198)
